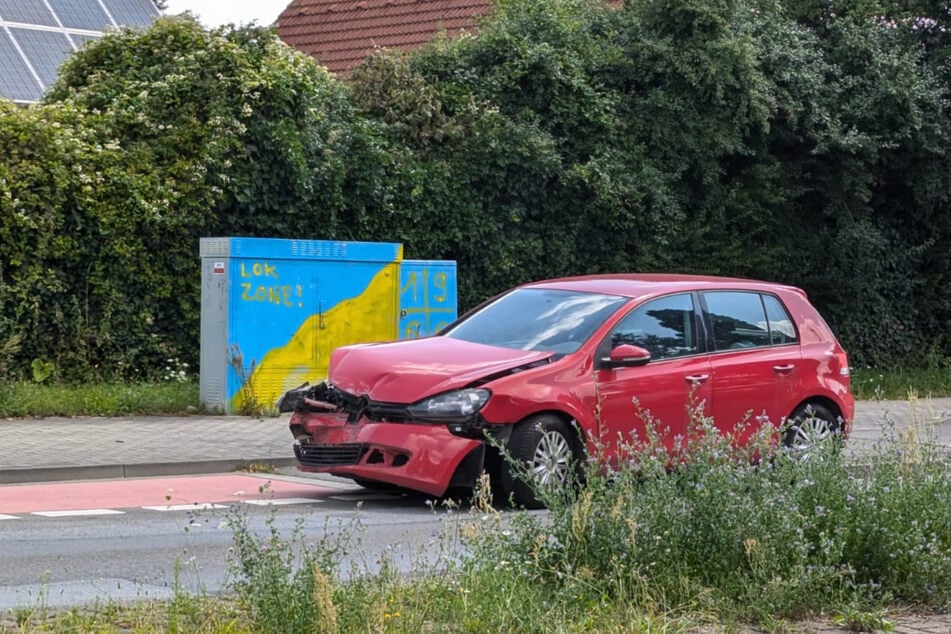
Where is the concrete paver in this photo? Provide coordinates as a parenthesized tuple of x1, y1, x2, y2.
(799, 611, 951, 634)
(0, 414, 294, 484)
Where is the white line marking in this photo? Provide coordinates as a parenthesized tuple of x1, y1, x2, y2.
(244, 498, 323, 506)
(0, 514, 20, 520)
(32, 509, 125, 517)
(141, 503, 229, 512)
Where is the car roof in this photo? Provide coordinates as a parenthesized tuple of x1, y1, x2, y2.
(523, 273, 802, 299)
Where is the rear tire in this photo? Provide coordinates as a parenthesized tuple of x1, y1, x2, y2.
(782, 403, 841, 458)
(501, 414, 582, 509)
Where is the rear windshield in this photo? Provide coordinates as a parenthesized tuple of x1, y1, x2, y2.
(444, 288, 627, 354)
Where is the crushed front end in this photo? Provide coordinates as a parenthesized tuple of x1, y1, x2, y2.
(281, 382, 488, 497)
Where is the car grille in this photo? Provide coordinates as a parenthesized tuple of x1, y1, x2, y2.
(338, 390, 413, 423)
(294, 442, 366, 467)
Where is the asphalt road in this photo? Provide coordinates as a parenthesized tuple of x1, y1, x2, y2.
(0, 473, 469, 611)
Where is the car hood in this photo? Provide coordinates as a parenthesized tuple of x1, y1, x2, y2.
(328, 337, 552, 403)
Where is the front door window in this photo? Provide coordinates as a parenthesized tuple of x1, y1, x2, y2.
(594, 293, 710, 461)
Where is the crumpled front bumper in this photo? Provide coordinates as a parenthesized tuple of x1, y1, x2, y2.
(290, 412, 484, 497)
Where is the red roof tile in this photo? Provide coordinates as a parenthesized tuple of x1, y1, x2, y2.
(277, 0, 491, 74)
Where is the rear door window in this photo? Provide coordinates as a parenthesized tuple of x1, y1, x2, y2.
(704, 291, 770, 350)
(703, 291, 798, 350)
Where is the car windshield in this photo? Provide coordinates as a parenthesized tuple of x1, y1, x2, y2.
(444, 288, 628, 354)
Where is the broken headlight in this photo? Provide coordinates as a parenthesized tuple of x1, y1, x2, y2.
(406, 389, 490, 422)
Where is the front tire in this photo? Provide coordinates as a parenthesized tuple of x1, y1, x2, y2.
(501, 414, 582, 509)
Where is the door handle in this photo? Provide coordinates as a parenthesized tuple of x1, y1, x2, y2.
(685, 374, 709, 384)
(772, 364, 795, 374)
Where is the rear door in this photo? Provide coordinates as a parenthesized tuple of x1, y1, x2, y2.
(701, 291, 802, 443)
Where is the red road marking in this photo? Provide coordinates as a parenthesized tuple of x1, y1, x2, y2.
(0, 475, 336, 514)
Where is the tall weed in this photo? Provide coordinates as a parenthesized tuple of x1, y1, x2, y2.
(468, 404, 951, 623)
(226, 502, 353, 634)
(213, 403, 950, 631)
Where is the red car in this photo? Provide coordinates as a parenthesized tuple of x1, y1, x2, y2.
(282, 274, 853, 507)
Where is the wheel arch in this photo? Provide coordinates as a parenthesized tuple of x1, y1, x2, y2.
(518, 408, 589, 454)
(787, 396, 844, 422)
(482, 409, 589, 480)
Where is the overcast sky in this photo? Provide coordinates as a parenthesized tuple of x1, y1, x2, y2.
(162, 1, 287, 28)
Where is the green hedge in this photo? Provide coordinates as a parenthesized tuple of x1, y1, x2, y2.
(1, 1, 948, 381)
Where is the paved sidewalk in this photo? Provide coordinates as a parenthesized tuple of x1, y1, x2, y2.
(779, 611, 951, 634)
(0, 414, 294, 484)
(848, 397, 951, 456)
(0, 398, 948, 485)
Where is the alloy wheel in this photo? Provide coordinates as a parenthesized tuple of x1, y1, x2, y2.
(532, 429, 572, 487)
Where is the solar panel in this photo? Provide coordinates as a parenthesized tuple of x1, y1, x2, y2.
(0, 29, 42, 101)
(0, 0, 158, 102)
(102, 0, 156, 28)
(0, 0, 57, 27)
(68, 32, 100, 49)
(9, 27, 72, 86)
(47, 0, 110, 30)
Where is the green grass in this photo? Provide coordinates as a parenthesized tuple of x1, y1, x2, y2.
(0, 380, 201, 417)
(851, 366, 951, 400)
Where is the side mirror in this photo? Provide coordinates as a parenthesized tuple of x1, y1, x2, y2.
(601, 344, 651, 369)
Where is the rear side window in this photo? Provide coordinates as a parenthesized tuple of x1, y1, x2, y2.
(763, 294, 798, 345)
(603, 293, 698, 360)
(703, 291, 798, 351)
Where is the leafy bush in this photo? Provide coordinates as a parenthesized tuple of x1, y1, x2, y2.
(1, 17, 379, 382)
(3, 0, 950, 379)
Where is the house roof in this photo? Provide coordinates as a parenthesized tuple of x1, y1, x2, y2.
(276, 0, 491, 75)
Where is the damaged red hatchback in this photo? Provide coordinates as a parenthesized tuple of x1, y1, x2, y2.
(282, 274, 853, 508)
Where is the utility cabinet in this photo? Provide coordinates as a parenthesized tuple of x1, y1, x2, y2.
(399, 260, 459, 339)
(199, 237, 457, 413)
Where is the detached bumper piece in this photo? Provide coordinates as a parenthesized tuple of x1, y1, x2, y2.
(278, 382, 343, 414)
